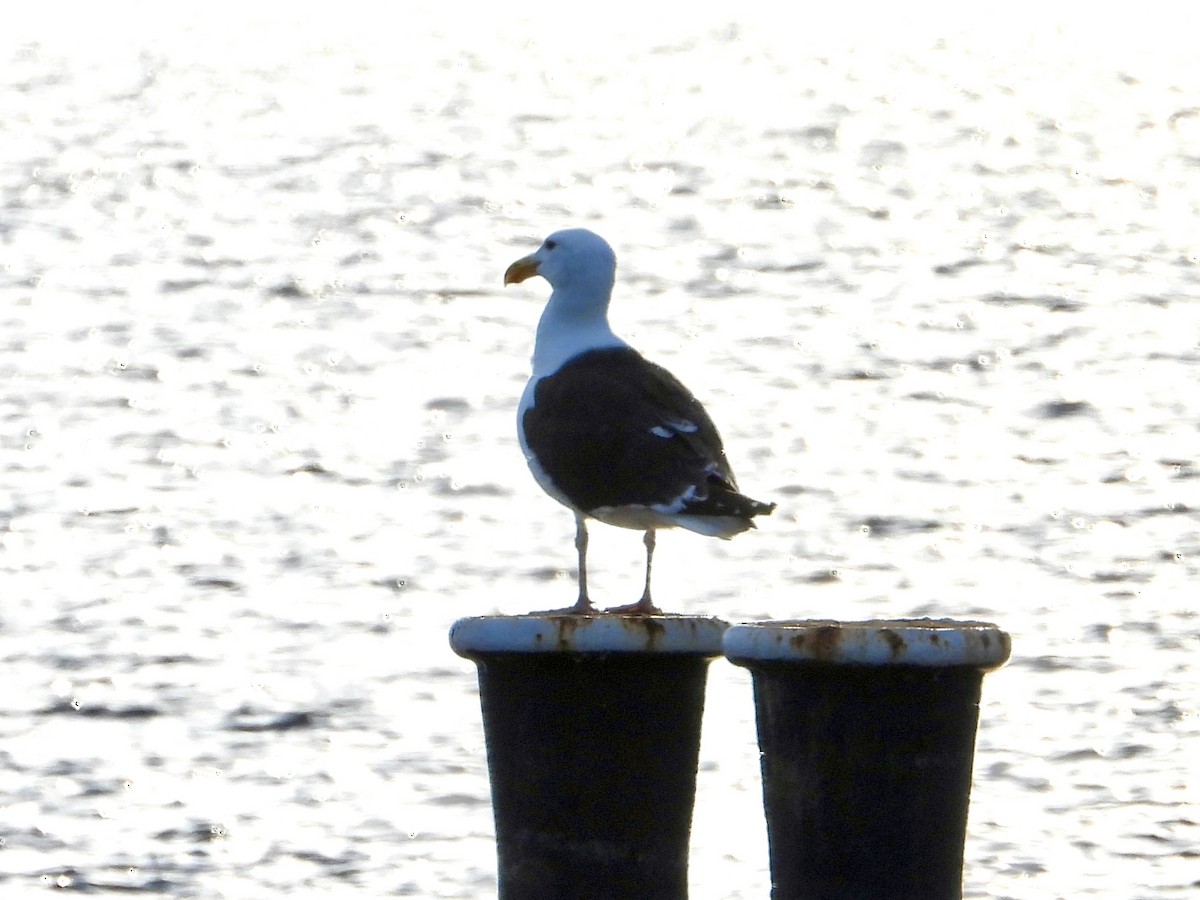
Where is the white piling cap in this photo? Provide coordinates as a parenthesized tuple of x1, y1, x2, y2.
(723, 619, 1011, 669)
(450, 614, 728, 656)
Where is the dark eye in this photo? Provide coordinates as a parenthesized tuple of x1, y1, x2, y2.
(544, 239, 557, 250)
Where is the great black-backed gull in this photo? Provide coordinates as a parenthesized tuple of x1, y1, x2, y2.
(505, 228, 776, 614)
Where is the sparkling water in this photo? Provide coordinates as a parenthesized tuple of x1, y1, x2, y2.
(2, 4, 1198, 897)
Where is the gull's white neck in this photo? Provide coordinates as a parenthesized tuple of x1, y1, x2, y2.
(531, 286, 629, 375)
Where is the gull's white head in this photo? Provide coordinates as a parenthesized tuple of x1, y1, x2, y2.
(505, 228, 628, 374)
(504, 228, 617, 300)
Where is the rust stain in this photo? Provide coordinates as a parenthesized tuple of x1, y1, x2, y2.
(789, 624, 843, 660)
(538, 612, 678, 652)
(543, 613, 585, 652)
(614, 614, 669, 651)
(878, 628, 907, 659)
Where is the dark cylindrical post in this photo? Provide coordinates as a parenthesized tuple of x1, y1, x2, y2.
(451, 614, 727, 900)
(724, 619, 1011, 900)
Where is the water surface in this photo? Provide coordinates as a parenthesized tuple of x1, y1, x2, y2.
(2, 5, 1198, 897)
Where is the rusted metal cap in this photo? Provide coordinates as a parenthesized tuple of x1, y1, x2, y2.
(450, 614, 728, 657)
(723, 618, 1011, 669)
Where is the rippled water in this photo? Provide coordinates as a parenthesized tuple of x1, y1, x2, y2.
(2, 5, 1198, 897)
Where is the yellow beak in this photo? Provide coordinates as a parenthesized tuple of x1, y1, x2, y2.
(504, 254, 540, 285)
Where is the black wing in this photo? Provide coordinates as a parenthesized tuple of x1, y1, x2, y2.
(523, 347, 742, 514)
